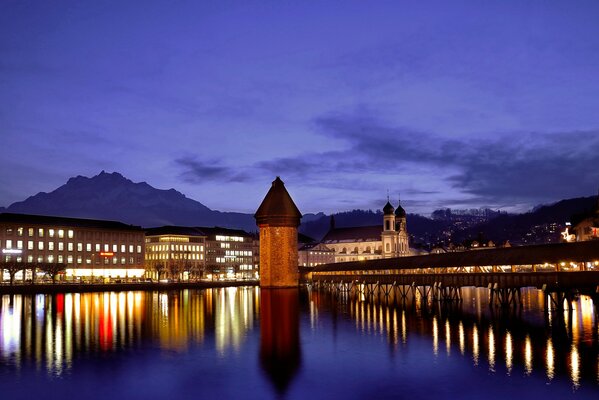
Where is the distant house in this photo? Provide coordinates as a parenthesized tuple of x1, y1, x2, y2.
(298, 242, 335, 267)
(573, 194, 599, 241)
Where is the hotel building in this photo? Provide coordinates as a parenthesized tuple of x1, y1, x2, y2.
(145, 226, 256, 280)
(145, 226, 206, 281)
(201, 227, 256, 280)
(0, 213, 145, 282)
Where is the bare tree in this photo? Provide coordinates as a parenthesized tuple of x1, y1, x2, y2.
(38, 263, 66, 283)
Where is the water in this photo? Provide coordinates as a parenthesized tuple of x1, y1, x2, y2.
(0, 287, 598, 399)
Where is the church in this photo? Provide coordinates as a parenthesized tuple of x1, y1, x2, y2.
(321, 200, 410, 263)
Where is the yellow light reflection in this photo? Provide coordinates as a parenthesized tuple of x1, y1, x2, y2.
(505, 331, 513, 375)
(524, 335, 532, 375)
(488, 327, 495, 372)
(432, 316, 439, 356)
(546, 338, 555, 380)
(472, 324, 479, 366)
(458, 322, 465, 355)
(445, 319, 451, 355)
(571, 344, 580, 389)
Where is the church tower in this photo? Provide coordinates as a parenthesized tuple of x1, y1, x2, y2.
(382, 199, 396, 258)
(395, 198, 409, 256)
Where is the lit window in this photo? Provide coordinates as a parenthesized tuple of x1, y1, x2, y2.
(17, 240, 23, 249)
(104, 244, 109, 251)
(77, 243, 83, 251)
(58, 230, 64, 238)
(38, 242, 44, 250)
(137, 245, 142, 253)
(68, 243, 74, 251)
(129, 245, 134, 253)
(77, 256, 82, 264)
(48, 255, 54, 263)
(37, 256, 43, 263)
(58, 255, 63, 263)
(86, 258, 91, 265)
(113, 257, 117, 265)
(67, 255, 73, 264)
(27, 255, 33, 263)
(67, 230, 74, 239)
(95, 244, 100, 252)
(28, 228, 34, 237)
(58, 242, 64, 251)
(49, 242, 55, 251)
(49, 229, 55, 238)
(17, 227, 24, 237)
(38, 228, 44, 237)
(121, 257, 126, 265)
(5, 228, 13, 235)
(5, 240, 12, 249)
(28, 241, 34, 250)
(121, 244, 126, 253)
(112, 244, 117, 252)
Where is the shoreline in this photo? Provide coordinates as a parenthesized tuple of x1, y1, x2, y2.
(0, 280, 259, 295)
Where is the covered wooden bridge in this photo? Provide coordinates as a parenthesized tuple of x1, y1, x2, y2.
(306, 241, 599, 308)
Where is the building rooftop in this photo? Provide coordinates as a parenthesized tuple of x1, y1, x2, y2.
(255, 177, 302, 227)
(145, 225, 252, 237)
(322, 225, 383, 243)
(313, 240, 599, 272)
(0, 212, 143, 231)
(145, 226, 206, 237)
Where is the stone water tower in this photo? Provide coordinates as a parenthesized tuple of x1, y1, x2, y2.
(255, 177, 302, 288)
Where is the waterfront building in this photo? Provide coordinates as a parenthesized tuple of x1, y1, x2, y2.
(201, 227, 256, 280)
(145, 226, 207, 281)
(322, 200, 410, 263)
(298, 242, 335, 267)
(0, 213, 145, 282)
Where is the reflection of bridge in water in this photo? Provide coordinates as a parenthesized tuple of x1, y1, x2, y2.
(307, 286, 599, 389)
(308, 241, 599, 309)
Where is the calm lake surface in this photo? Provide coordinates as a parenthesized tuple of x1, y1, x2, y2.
(0, 286, 598, 399)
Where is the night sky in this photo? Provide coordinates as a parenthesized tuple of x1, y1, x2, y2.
(1, 1, 599, 215)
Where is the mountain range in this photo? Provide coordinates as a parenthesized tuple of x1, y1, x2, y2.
(1, 171, 596, 245)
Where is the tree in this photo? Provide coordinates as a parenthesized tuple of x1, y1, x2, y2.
(38, 263, 66, 283)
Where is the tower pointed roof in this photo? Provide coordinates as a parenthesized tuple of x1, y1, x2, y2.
(383, 201, 395, 215)
(255, 177, 302, 227)
(395, 197, 406, 218)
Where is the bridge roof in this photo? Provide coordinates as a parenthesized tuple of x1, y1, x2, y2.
(312, 240, 599, 272)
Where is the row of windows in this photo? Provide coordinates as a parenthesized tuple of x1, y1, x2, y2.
(1, 240, 142, 253)
(146, 253, 204, 260)
(215, 235, 245, 242)
(148, 244, 203, 252)
(3, 255, 142, 265)
(4, 227, 74, 239)
(224, 250, 252, 256)
(3, 227, 142, 241)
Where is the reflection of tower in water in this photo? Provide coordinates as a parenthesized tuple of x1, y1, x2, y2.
(260, 288, 301, 396)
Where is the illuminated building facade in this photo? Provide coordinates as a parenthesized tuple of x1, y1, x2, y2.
(298, 242, 335, 267)
(573, 193, 599, 241)
(322, 200, 410, 263)
(145, 226, 207, 281)
(0, 213, 145, 282)
(200, 227, 256, 280)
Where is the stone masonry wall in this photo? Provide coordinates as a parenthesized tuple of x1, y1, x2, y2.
(259, 225, 298, 288)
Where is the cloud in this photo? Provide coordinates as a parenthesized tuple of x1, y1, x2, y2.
(175, 157, 251, 183)
(258, 111, 599, 205)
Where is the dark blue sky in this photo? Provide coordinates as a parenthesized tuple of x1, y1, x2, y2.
(1, 0, 598, 215)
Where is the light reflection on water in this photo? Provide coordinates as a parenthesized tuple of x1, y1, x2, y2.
(310, 286, 599, 391)
(0, 286, 597, 398)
